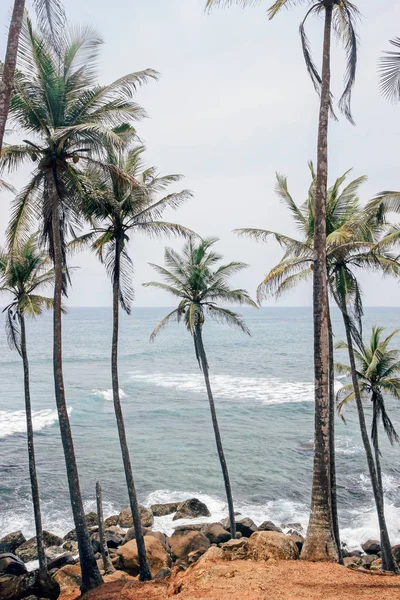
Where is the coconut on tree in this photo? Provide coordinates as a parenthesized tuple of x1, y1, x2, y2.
(143, 237, 257, 538)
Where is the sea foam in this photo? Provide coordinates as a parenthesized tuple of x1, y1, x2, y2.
(92, 389, 126, 401)
(0, 408, 72, 439)
(130, 372, 344, 406)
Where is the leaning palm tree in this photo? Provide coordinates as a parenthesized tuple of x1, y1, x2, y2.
(379, 37, 400, 102)
(206, 0, 359, 562)
(336, 326, 400, 500)
(0, 0, 65, 151)
(76, 144, 193, 580)
(0, 17, 157, 592)
(0, 234, 59, 600)
(236, 164, 400, 571)
(143, 237, 257, 538)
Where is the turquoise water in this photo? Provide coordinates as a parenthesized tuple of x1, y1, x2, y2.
(0, 306, 399, 548)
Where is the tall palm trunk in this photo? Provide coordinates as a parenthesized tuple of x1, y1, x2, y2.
(96, 481, 115, 575)
(51, 195, 103, 593)
(194, 323, 236, 539)
(341, 311, 398, 573)
(371, 394, 384, 499)
(0, 0, 25, 153)
(19, 314, 49, 585)
(301, 2, 338, 562)
(111, 241, 151, 581)
(327, 306, 342, 563)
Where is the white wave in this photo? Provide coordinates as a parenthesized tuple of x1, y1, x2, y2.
(341, 501, 400, 550)
(130, 372, 315, 405)
(0, 408, 72, 439)
(92, 389, 126, 402)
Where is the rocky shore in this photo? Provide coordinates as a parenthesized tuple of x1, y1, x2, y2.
(1, 497, 399, 600)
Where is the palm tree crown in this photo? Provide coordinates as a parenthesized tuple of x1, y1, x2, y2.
(144, 237, 257, 340)
(206, 0, 359, 122)
(1, 16, 157, 263)
(335, 326, 400, 446)
(379, 37, 400, 102)
(0, 234, 54, 352)
(78, 143, 193, 314)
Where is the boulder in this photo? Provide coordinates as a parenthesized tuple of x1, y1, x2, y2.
(169, 530, 210, 561)
(15, 532, 63, 563)
(62, 541, 78, 554)
(362, 539, 381, 555)
(0, 553, 27, 576)
(90, 531, 123, 554)
(103, 570, 137, 584)
(221, 538, 249, 561)
(248, 531, 299, 561)
(151, 502, 180, 517)
(122, 526, 169, 550)
(104, 515, 119, 527)
(172, 498, 211, 521)
(105, 526, 126, 537)
(343, 556, 362, 568)
(85, 512, 98, 528)
(347, 549, 362, 558)
(220, 517, 257, 538)
(0, 571, 59, 600)
(391, 544, 400, 563)
(155, 567, 172, 579)
(173, 524, 209, 533)
(258, 521, 282, 533)
(117, 535, 170, 577)
(204, 523, 231, 545)
(370, 558, 382, 571)
(198, 545, 224, 565)
(47, 551, 75, 571)
(53, 564, 82, 597)
(45, 546, 66, 561)
(63, 514, 99, 543)
(0, 532, 26, 555)
(118, 506, 154, 528)
(361, 554, 379, 569)
(287, 533, 304, 552)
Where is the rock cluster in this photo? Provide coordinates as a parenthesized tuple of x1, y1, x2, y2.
(1, 500, 397, 600)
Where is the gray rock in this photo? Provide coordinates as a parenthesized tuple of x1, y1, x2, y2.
(362, 540, 381, 555)
(172, 498, 211, 521)
(151, 502, 180, 517)
(118, 505, 154, 528)
(47, 552, 75, 571)
(281, 523, 303, 532)
(343, 556, 362, 568)
(90, 531, 123, 553)
(104, 515, 119, 527)
(220, 517, 257, 538)
(258, 521, 282, 533)
(391, 544, 400, 563)
(204, 523, 231, 545)
(16, 532, 63, 563)
(0, 553, 27, 575)
(361, 554, 379, 569)
(154, 567, 172, 579)
(123, 528, 170, 552)
(62, 541, 78, 553)
(0, 531, 26, 554)
(173, 523, 209, 533)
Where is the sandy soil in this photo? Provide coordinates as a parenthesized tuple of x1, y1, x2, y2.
(75, 560, 400, 600)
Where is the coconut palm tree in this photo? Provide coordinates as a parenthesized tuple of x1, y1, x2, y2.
(206, 0, 359, 562)
(236, 165, 400, 571)
(0, 0, 65, 151)
(0, 17, 157, 592)
(379, 37, 400, 102)
(0, 234, 59, 599)
(76, 144, 193, 580)
(143, 237, 257, 538)
(336, 326, 400, 500)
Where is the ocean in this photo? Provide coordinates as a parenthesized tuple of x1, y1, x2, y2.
(1, 306, 399, 550)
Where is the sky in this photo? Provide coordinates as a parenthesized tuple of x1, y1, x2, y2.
(1, 0, 400, 307)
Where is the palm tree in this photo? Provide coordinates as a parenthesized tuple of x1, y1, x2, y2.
(143, 237, 257, 538)
(0, 234, 59, 599)
(0, 0, 65, 151)
(336, 326, 400, 501)
(236, 165, 400, 571)
(76, 144, 193, 580)
(206, 0, 359, 562)
(379, 37, 400, 102)
(0, 17, 157, 592)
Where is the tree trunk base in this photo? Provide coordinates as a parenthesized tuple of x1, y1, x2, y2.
(301, 532, 338, 562)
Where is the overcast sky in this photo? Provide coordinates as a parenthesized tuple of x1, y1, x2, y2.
(1, 0, 400, 307)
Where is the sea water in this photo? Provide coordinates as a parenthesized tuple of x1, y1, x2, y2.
(0, 306, 399, 549)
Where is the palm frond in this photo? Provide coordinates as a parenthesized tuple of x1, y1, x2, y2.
(149, 308, 181, 341)
(379, 37, 400, 102)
